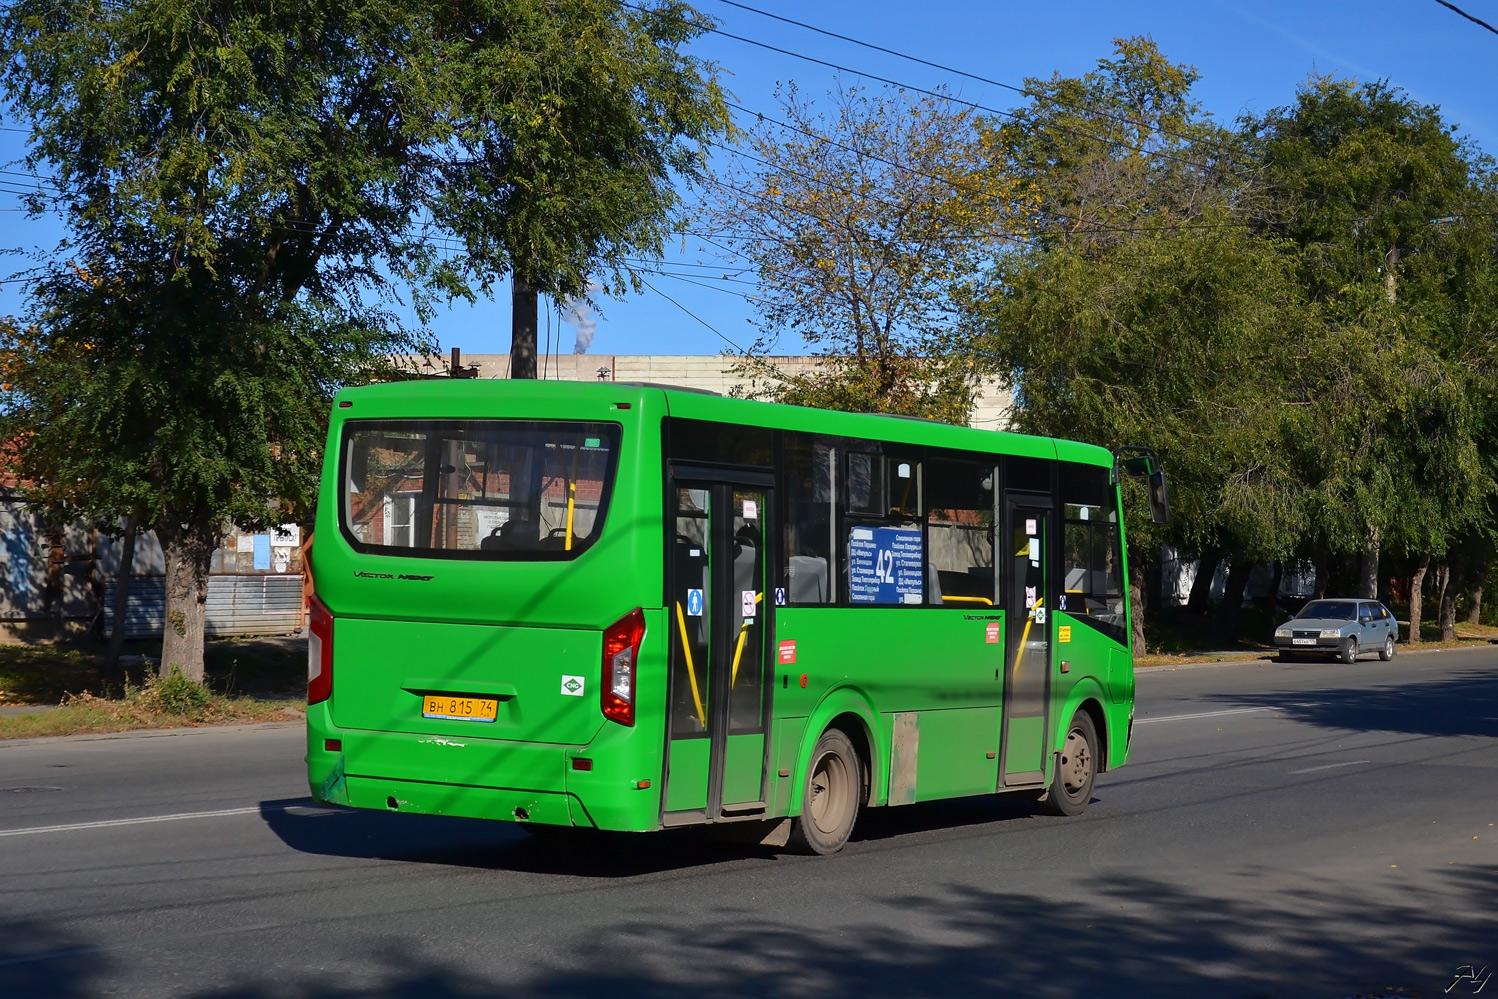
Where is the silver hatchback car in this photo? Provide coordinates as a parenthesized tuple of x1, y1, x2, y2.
(1274, 599, 1399, 663)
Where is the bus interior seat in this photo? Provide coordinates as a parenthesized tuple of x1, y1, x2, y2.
(787, 556, 828, 604)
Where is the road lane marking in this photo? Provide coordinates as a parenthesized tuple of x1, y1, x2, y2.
(1288, 760, 1370, 774)
(1134, 707, 1269, 725)
(0, 801, 335, 838)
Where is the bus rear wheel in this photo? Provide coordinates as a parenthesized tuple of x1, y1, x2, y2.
(1037, 711, 1098, 817)
(787, 728, 861, 855)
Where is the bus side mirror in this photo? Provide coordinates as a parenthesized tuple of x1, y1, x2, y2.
(1147, 469, 1170, 525)
(1112, 446, 1171, 525)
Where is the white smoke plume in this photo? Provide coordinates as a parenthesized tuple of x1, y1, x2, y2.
(564, 280, 603, 354)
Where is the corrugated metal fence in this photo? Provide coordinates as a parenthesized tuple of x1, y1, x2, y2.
(103, 575, 305, 638)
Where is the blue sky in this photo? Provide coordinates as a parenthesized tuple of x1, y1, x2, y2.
(3, 0, 1496, 359)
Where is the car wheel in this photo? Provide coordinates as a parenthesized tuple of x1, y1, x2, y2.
(1339, 636, 1358, 665)
(786, 728, 861, 855)
(1379, 634, 1395, 661)
(1037, 711, 1098, 817)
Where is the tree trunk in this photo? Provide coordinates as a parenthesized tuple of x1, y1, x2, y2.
(1408, 553, 1430, 645)
(1129, 562, 1147, 657)
(1215, 559, 1252, 643)
(1431, 558, 1451, 644)
(1439, 550, 1460, 642)
(1355, 526, 1379, 599)
(1261, 561, 1283, 625)
(1468, 583, 1484, 627)
(1186, 548, 1219, 615)
(101, 513, 140, 682)
(158, 516, 216, 682)
(1312, 549, 1331, 600)
(510, 275, 538, 379)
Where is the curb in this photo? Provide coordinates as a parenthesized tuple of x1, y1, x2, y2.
(0, 719, 305, 749)
(1136, 641, 1498, 672)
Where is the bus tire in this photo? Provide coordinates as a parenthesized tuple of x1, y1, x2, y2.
(1038, 710, 1098, 817)
(787, 728, 861, 855)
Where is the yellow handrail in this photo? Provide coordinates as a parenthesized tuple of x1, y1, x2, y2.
(673, 601, 707, 729)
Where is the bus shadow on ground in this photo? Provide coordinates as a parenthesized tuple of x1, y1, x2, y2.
(1209, 667, 1498, 739)
(260, 791, 1047, 876)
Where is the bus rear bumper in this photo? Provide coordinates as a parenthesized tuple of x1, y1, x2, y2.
(343, 775, 586, 827)
(306, 716, 662, 831)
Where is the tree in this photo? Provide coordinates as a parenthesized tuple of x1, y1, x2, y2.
(1245, 77, 1497, 602)
(705, 81, 1017, 423)
(973, 218, 1306, 651)
(0, 0, 728, 678)
(969, 38, 1300, 649)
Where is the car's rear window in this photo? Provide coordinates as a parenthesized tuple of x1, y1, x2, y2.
(340, 420, 620, 561)
(1296, 600, 1356, 621)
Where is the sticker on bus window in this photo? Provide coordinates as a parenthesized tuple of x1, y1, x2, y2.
(686, 589, 704, 616)
(1025, 519, 1037, 536)
(1025, 586, 1036, 608)
(774, 587, 787, 606)
(742, 590, 757, 617)
(742, 499, 758, 519)
(1028, 539, 1039, 561)
(1034, 607, 1047, 624)
(584, 437, 601, 449)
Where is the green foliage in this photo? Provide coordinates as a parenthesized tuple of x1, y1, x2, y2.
(129, 666, 213, 717)
(976, 213, 1306, 564)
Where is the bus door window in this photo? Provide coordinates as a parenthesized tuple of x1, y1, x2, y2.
(728, 490, 766, 733)
(1003, 503, 1051, 782)
(670, 487, 712, 736)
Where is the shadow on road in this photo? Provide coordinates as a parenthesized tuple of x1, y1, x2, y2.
(0, 918, 113, 998)
(1209, 667, 1498, 739)
(259, 791, 1043, 877)
(8, 861, 1490, 999)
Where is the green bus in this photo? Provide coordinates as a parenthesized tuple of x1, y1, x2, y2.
(306, 379, 1165, 854)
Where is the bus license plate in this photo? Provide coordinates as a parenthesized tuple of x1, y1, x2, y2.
(1292, 638, 1316, 646)
(422, 695, 499, 722)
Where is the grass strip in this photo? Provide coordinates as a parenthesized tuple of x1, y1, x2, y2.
(0, 669, 304, 740)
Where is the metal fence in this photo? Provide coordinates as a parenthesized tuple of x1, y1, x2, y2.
(103, 574, 305, 638)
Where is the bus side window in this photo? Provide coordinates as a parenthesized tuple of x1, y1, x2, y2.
(1060, 462, 1126, 643)
(927, 456, 996, 608)
(782, 433, 834, 604)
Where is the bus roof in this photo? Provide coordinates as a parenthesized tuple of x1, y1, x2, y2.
(332, 378, 1114, 468)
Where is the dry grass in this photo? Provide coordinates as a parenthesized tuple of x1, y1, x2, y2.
(0, 669, 303, 739)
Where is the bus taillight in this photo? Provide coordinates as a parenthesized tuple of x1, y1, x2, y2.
(602, 608, 645, 727)
(308, 595, 334, 705)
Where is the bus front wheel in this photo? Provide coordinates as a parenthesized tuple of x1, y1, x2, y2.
(787, 728, 861, 855)
(1037, 711, 1098, 817)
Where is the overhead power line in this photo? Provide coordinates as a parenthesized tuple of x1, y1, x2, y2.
(1431, 0, 1498, 36)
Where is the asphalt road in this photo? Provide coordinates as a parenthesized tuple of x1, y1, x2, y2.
(2, 647, 1496, 999)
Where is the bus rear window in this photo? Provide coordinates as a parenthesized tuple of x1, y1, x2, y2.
(340, 420, 620, 560)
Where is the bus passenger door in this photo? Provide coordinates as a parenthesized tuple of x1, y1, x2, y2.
(664, 476, 772, 823)
(1001, 500, 1052, 786)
